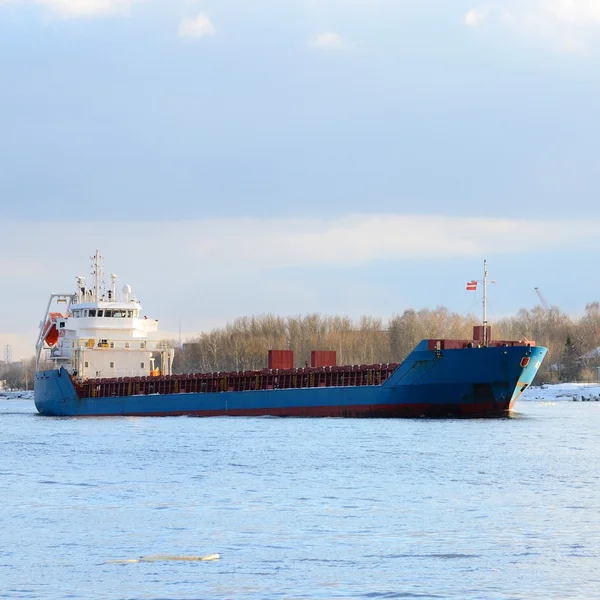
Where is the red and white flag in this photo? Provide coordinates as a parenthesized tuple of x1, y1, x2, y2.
(466, 280, 477, 291)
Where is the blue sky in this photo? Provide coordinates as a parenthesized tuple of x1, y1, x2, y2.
(2, 0, 600, 360)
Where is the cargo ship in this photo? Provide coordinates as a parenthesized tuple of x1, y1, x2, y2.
(34, 252, 547, 418)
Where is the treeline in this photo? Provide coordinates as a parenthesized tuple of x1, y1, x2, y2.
(175, 303, 600, 383)
(0, 357, 36, 391)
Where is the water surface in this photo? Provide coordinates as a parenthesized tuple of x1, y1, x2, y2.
(1, 397, 599, 599)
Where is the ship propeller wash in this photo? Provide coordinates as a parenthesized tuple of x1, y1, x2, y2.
(34, 253, 547, 418)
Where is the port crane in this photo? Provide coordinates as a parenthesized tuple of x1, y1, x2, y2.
(534, 287, 550, 311)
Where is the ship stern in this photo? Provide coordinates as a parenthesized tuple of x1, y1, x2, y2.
(34, 367, 79, 416)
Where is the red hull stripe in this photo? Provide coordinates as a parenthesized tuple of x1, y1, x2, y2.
(75, 401, 512, 419)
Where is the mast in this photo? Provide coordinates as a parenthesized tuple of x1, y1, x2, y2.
(92, 250, 103, 302)
(482, 260, 490, 346)
(111, 273, 117, 301)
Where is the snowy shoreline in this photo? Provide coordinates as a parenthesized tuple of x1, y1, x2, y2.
(522, 383, 600, 402)
(0, 391, 33, 400)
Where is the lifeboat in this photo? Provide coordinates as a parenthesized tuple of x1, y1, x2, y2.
(41, 312, 64, 347)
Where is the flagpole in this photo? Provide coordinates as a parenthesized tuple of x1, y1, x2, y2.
(483, 259, 488, 346)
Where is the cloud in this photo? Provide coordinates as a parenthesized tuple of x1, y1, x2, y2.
(184, 214, 600, 267)
(464, 7, 488, 28)
(178, 13, 216, 39)
(5, 214, 599, 274)
(310, 31, 345, 50)
(465, 0, 600, 53)
(0, 0, 144, 18)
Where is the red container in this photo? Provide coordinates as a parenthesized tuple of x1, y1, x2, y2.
(310, 350, 337, 368)
(268, 350, 294, 370)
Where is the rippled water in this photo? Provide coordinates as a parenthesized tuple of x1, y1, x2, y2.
(1, 397, 599, 599)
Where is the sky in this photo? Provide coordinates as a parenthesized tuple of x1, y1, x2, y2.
(2, 0, 600, 360)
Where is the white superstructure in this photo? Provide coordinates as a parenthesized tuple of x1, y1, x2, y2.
(35, 251, 174, 379)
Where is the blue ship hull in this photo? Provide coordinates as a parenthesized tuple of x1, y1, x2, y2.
(34, 342, 547, 418)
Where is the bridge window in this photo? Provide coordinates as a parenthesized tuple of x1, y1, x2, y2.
(104, 310, 114, 318)
(97, 310, 103, 317)
(89, 309, 96, 317)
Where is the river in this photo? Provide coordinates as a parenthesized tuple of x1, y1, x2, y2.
(1, 392, 598, 599)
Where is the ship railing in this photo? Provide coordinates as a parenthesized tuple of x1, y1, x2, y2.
(75, 339, 171, 351)
(73, 362, 402, 399)
(426, 338, 537, 351)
